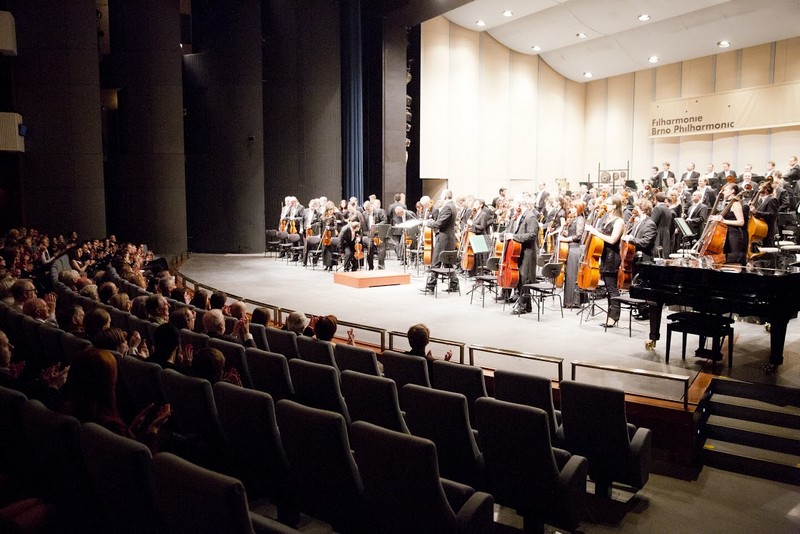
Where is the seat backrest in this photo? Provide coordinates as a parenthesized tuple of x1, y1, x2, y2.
(265, 326, 300, 360)
(494, 369, 560, 438)
(38, 323, 65, 364)
(475, 398, 560, 511)
(559, 380, 632, 478)
(109, 307, 130, 329)
(334, 344, 381, 376)
(150, 452, 254, 534)
(431, 360, 487, 425)
(244, 347, 294, 401)
(127, 315, 154, 346)
(248, 322, 270, 351)
(296, 336, 338, 370)
(180, 328, 210, 353)
(213, 382, 288, 501)
(288, 359, 350, 424)
(20, 399, 99, 531)
(61, 332, 93, 364)
(350, 421, 457, 534)
(340, 370, 408, 433)
(542, 262, 563, 282)
(224, 315, 238, 335)
(0, 386, 28, 483)
(276, 399, 372, 532)
(401, 384, 483, 489)
(160, 369, 228, 470)
(438, 250, 458, 266)
(209, 338, 254, 389)
(79, 422, 163, 534)
(381, 350, 431, 405)
(118, 356, 166, 412)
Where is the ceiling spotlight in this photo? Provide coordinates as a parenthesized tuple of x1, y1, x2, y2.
(502, 10, 513, 17)
(476, 20, 486, 27)
(576, 33, 587, 39)
(638, 14, 650, 21)
(648, 56, 659, 63)
(717, 40, 731, 48)
(583, 72, 593, 78)
(531, 45, 541, 52)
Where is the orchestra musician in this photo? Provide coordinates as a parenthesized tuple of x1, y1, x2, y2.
(321, 201, 341, 272)
(468, 199, 493, 274)
(363, 201, 388, 270)
(585, 195, 625, 328)
(560, 200, 585, 308)
(709, 183, 746, 265)
(622, 199, 657, 262)
(423, 190, 459, 294)
(338, 219, 362, 272)
(753, 181, 779, 248)
(508, 197, 539, 315)
(651, 193, 674, 258)
(684, 191, 709, 239)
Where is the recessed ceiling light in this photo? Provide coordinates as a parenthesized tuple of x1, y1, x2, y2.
(638, 14, 650, 21)
(576, 33, 587, 39)
(531, 45, 541, 52)
(717, 40, 731, 48)
(648, 56, 659, 63)
(476, 20, 486, 27)
(502, 10, 513, 17)
(583, 72, 593, 78)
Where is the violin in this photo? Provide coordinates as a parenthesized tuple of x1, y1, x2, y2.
(279, 219, 287, 233)
(288, 218, 297, 235)
(354, 241, 364, 260)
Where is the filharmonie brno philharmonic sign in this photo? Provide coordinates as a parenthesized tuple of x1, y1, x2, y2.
(648, 80, 800, 138)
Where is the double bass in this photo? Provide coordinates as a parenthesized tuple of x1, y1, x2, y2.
(554, 215, 571, 288)
(459, 208, 478, 271)
(497, 209, 522, 289)
(422, 224, 433, 265)
(746, 176, 773, 257)
(696, 176, 737, 256)
(577, 203, 607, 290)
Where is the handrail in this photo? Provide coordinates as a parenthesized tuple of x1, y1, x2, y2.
(277, 307, 386, 351)
(570, 360, 691, 410)
(388, 330, 466, 364)
(468, 344, 564, 381)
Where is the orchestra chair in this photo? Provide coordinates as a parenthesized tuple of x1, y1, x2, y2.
(557, 380, 651, 498)
(334, 343, 381, 376)
(180, 328, 210, 353)
(248, 322, 270, 351)
(245, 347, 295, 402)
(340, 370, 409, 434)
(381, 350, 431, 408)
(493, 370, 562, 445)
(520, 262, 564, 321)
(213, 382, 293, 514)
(431, 360, 488, 426)
(475, 398, 587, 534)
(276, 230, 292, 260)
(151, 452, 301, 534)
(160, 369, 230, 472)
(607, 295, 650, 337)
(275, 400, 375, 533)
(265, 229, 282, 258)
(296, 336, 339, 370)
(402, 384, 485, 490)
(304, 235, 323, 269)
(577, 281, 607, 324)
(468, 256, 500, 308)
(287, 234, 304, 264)
(329, 236, 342, 272)
(209, 338, 254, 389)
(79, 423, 165, 534)
(425, 250, 461, 297)
(288, 359, 351, 425)
(20, 399, 101, 532)
(265, 326, 300, 360)
(665, 312, 734, 372)
(351, 420, 494, 534)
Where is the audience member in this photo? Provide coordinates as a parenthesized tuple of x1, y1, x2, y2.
(97, 281, 118, 305)
(84, 307, 111, 341)
(189, 288, 210, 310)
(284, 311, 313, 337)
(169, 308, 195, 331)
(251, 306, 271, 326)
(202, 309, 255, 347)
(145, 294, 170, 325)
(130, 295, 149, 319)
(406, 323, 453, 380)
(109, 292, 131, 312)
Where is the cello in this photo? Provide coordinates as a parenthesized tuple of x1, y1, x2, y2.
(422, 224, 433, 265)
(577, 203, 607, 290)
(459, 208, 478, 271)
(554, 215, 571, 288)
(617, 216, 636, 290)
(497, 209, 522, 289)
(696, 176, 737, 256)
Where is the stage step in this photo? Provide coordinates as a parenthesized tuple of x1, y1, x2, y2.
(702, 439, 800, 486)
(698, 378, 800, 485)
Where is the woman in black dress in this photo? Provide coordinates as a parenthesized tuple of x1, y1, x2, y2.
(586, 196, 625, 328)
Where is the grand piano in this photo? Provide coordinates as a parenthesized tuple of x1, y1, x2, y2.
(629, 256, 800, 367)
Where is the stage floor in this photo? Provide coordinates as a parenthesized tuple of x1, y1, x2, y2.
(178, 253, 800, 401)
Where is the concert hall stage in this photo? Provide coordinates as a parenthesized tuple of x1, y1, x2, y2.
(178, 253, 800, 465)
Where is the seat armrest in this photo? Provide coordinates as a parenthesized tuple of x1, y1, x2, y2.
(552, 447, 571, 470)
(628, 427, 652, 489)
(441, 477, 474, 512)
(454, 491, 494, 534)
(250, 512, 302, 534)
(558, 455, 588, 494)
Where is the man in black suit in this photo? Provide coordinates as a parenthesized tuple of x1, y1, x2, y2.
(492, 188, 507, 209)
(695, 177, 717, 208)
(623, 199, 658, 262)
(680, 162, 700, 191)
(424, 190, 459, 293)
(786, 155, 800, 185)
(654, 162, 674, 191)
(684, 191, 710, 238)
(535, 183, 549, 213)
(338, 220, 362, 272)
(717, 161, 737, 183)
(363, 201, 388, 270)
(507, 197, 539, 315)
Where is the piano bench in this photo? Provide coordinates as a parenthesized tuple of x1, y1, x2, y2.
(665, 313, 734, 371)
(609, 296, 649, 337)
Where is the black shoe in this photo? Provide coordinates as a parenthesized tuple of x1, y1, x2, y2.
(511, 308, 529, 315)
(445, 287, 460, 293)
(600, 321, 617, 328)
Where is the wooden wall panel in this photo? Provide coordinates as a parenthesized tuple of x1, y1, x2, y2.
(477, 34, 510, 195)
(507, 52, 538, 194)
(446, 24, 480, 188)
(419, 16, 450, 180)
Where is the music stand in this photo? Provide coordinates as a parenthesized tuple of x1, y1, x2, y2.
(674, 217, 695, 254)
(396, 223, 421, 272)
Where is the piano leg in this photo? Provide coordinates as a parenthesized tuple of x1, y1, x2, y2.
(768, 315, 791, 366)
(646, 302, 664, 349)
